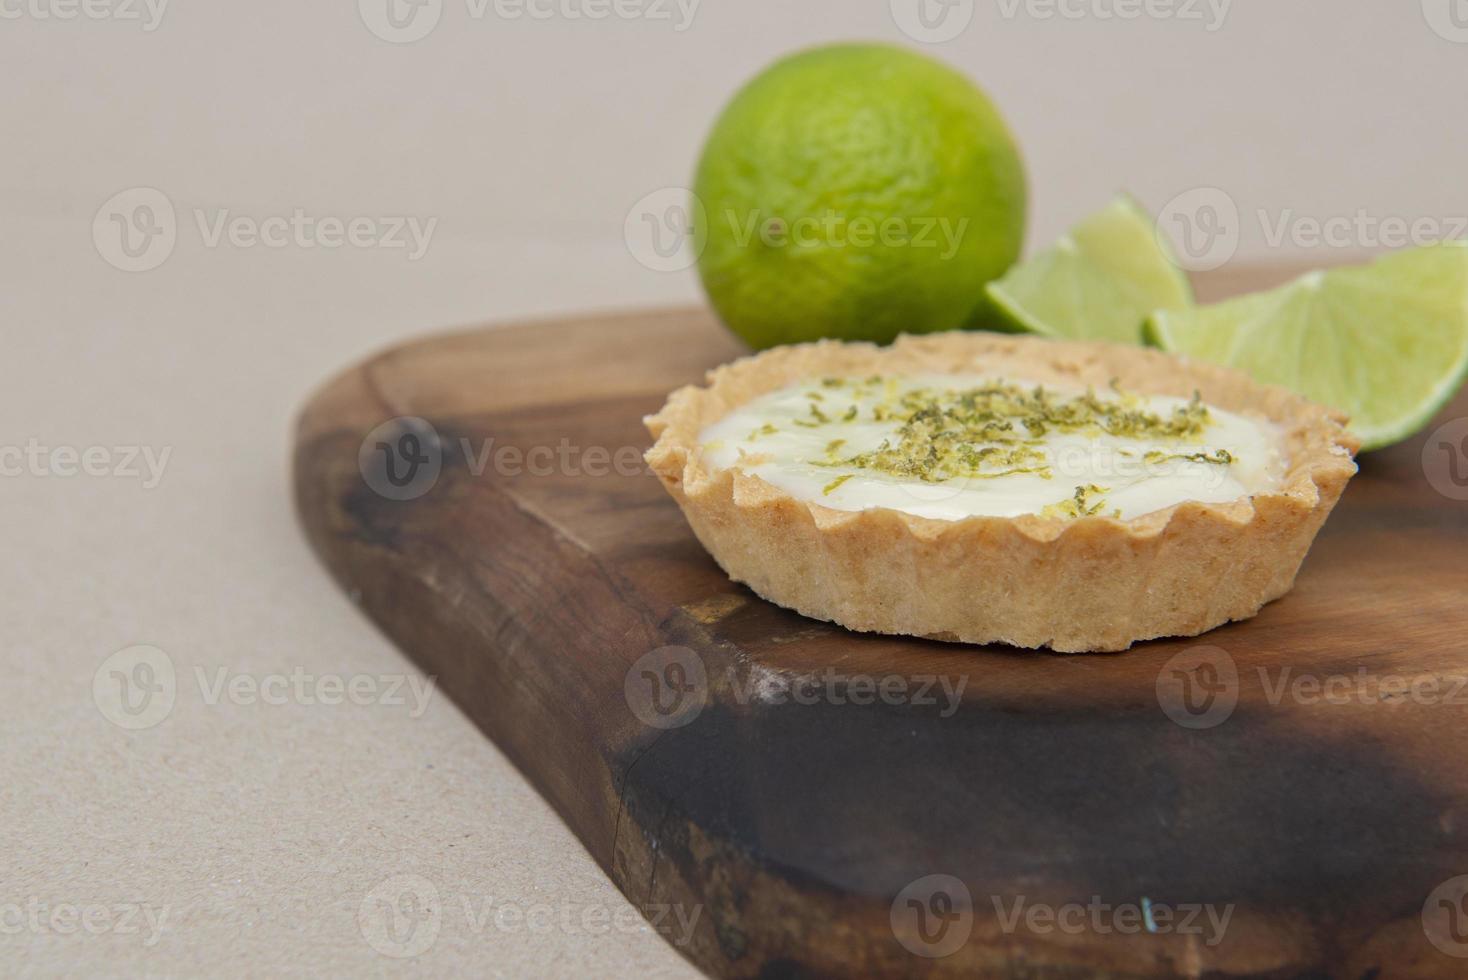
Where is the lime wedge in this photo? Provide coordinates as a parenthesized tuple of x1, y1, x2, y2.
(1146, 243, 1468, 451)
(983, 196, 1192, 343)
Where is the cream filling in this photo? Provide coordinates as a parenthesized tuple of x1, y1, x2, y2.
(698, 373, 1286, 522)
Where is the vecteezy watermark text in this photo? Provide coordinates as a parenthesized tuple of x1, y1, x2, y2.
(1157, 186, 1468, 271)
(890, 0, 1230, 44)
(194, 666, 436, 715)
(888, 875, 1234, 960)
(0, 899, 169, 947)
(1258, 209, 1468, 252)
(357, 0, 700, 44)
(93, 187, 437, 272)
(0, 440, 170, 488)
(1258, 666, 1468, 708)
(357, 874, 702, 958)
(995, 0, 1231, 30)
(991, 895, 1234, 947)
(93, 645, 437, 730)
(623, 188, 972, 273)
(194, 209, 435, 260)
(0, 0, 168, 30)
(624, 645, 970, 730)
(723, 210, 969, 261)
(358, 416, 649, 502)
(1156, 645, 1468, 731)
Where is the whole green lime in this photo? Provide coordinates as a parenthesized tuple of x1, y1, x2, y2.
(693, 44, 1027, 349)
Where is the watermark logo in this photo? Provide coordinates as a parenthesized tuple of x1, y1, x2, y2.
(891, 874, 972, 958)
(1156, 645, 1238, 729)
(1156, 186, 1239, 272)
(93, 645, 177, 730)
(624, 645, 707, 730)
(1422, 0, 1468, 43)
(359, 874, 442, 958)
(93, 187, 176, 273)
(1424, 417, 1468, 502)
(0, 0, 168, 30)
(625, 187, 704, 273)
(890, 0, 973, 43)
(1423, 875, 1468, 957)
(359, 417, 443, 501)
(358, 0, 443, 42)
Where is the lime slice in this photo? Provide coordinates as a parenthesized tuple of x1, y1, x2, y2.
(1146, 243, 1468, 451)
(984, 195, 1192, 343)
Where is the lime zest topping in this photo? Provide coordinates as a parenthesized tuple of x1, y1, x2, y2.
(1041, 483, 1113, 520)
(808, 378, 1215, 484)
(1145, 448, 1234, 466)
(822, 474, 854, 496)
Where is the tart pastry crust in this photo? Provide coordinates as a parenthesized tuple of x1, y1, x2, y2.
(645, 333, 1359, 652)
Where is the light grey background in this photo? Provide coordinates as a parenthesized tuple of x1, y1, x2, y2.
(2, 2, 1463, 976)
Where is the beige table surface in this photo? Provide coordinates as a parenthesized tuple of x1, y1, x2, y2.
(6, 3, 1466, 977)
(1, 238, 708, 977)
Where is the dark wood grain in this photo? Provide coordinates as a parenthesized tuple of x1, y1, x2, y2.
(294, 272, 1468, 978)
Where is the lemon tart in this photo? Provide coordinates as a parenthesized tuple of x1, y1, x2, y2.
(645, 333, 1358, 652)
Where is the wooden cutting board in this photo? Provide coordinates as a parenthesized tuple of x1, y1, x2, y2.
(294, 268, 1468, 979)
